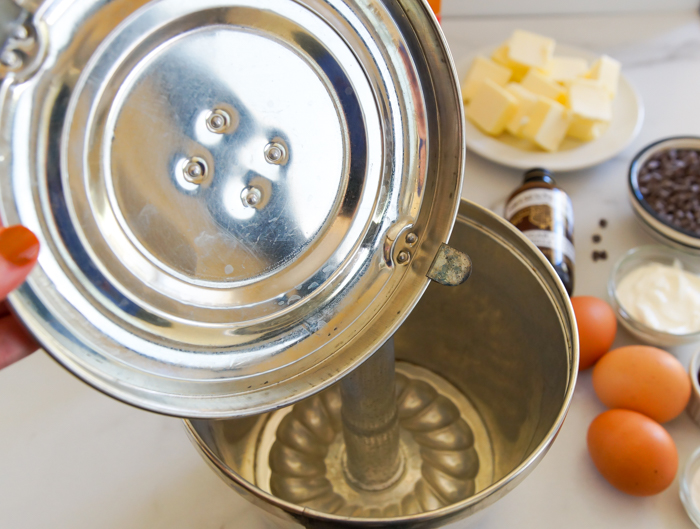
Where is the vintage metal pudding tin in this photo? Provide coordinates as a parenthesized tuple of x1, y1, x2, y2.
(0, 0, 465, 417)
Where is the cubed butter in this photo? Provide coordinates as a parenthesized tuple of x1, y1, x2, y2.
(587, 55, 621, 97)
(521, 96, 571, 152)
(507, 30, 555, 70)
(505, 83, 538, 137)
(520, 70, 567, 104)
(567, 115, 605, 141)
(568, 78, 612, 121)
(544, 56, 589, 83)
(461, 56, 512, 102)
(466, 79, 519, 136)
(491, 44, 529, 82)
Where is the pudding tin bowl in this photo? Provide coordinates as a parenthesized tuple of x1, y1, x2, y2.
(185, 200, 578, 528)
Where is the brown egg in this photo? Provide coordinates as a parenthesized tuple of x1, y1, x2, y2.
(571, 296, 617, 370)
(587, 409, 678, 496)
(592, 345, 691, 423)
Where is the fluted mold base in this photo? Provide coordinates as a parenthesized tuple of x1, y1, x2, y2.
(255, 362, 494, 518)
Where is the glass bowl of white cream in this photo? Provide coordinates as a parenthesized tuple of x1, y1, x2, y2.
(681, 446, 700, 528)
(608, 245, 700, 346)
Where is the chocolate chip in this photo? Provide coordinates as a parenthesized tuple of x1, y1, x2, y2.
(638, 148, 700, 236)
(592, 234, 601, 243)
(592, 250, 608, 262)
(599, 219, 608, 228)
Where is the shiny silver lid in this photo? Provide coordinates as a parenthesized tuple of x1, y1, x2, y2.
(0, 0, 465, 417)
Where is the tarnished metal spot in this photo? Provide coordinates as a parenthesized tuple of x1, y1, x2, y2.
(427, 243, 472, 286)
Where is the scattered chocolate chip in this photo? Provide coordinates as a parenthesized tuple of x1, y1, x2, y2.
(599, 219, 608, 228)
(638, 148, 700, 236)
(592, 250, 608, 262)
(592, 234, 601, 243)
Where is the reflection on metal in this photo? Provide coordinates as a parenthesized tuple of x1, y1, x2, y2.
(427, 243, 473, 286)
(264, 363, 489, 518)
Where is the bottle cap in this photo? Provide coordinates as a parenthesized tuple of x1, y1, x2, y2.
(524, 168, 555, 185)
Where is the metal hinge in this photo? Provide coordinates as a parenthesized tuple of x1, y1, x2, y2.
(0, 1, 40, 80)
(427, 243, 472, 286)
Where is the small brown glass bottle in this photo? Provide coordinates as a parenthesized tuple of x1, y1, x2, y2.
(505, 168, 575, 295)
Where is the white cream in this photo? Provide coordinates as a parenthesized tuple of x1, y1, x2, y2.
(616, 260, 700, 335)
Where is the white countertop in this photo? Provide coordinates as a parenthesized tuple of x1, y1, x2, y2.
(3, 8, 700, 529)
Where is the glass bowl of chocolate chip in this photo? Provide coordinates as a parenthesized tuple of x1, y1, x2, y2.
(629, 136, 700, 252)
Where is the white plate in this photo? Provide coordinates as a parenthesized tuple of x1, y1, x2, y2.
(460, 44, 644, 172)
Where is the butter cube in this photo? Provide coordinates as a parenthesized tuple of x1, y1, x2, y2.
(466, 79, 519, 136)
(545, 56, 589, 83)
(567, 115, 605, 141)
(568, 79, 612, 121)
(505, 83, 538, 137)
(507, 30, 555, 70)
(491, 44, 529, 82)
(461, 56, 512, 102)
(521, 96, 571, 152)
(520, 70, 567, 104)
(587, 55, 621, 97)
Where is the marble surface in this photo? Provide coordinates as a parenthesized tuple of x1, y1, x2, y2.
(441, 0, 699, 17)
(2, 8, 700, 529)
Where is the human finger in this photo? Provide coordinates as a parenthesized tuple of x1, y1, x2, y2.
(0, 225, 40, 300)
(0, 315, 39, 370)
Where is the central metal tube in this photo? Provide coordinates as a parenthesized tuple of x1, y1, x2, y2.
(340, 338, 404, 491)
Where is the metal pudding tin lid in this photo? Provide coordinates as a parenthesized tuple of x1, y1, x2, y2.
(0, 0, 466, 417)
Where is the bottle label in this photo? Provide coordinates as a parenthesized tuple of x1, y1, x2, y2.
(504, 188, 574, 231)
(521, 229, 576, 262)
(505, 187, 575, 267)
